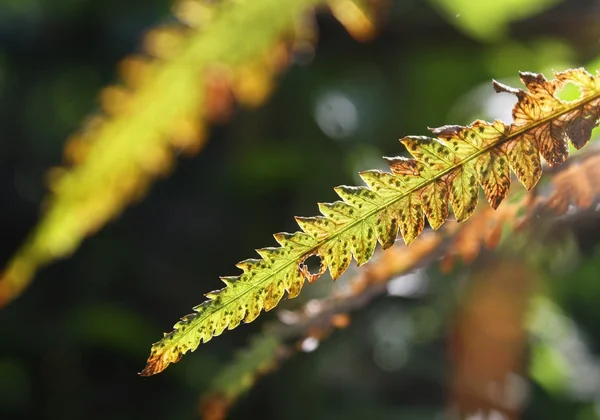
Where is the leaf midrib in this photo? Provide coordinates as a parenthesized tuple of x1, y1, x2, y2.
(167, 87, 600, 353)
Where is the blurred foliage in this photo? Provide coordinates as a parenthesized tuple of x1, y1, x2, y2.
(200, 334, 284, 420)
(429, 0, 564, 41)
(1, 0, 600, 419)
(0, 0, 323, 306)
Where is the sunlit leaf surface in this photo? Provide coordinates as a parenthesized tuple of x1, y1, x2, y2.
(141, 68, 600, 376)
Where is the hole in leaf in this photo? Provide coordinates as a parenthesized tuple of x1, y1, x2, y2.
(299, 253, 325, 283)
(556, 81, 580, 102)
(303, 254, 323, 275)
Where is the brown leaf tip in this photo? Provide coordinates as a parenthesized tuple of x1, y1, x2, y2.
(429, 124, 464, 138)
(492, 79, 520, 95)
(519, 71, 547, 85)
(139, 346, 183, 376)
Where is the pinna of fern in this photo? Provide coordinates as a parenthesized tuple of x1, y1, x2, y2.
(140, 67, 600, 376)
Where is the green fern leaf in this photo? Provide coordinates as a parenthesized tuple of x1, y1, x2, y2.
(141, 68, 600, 376)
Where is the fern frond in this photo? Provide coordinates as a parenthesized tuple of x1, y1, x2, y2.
(141, 68, 600, 376)
(200, 334, 285, 420)
(0, 0, 322, 305)
(199, 143, 600, 418)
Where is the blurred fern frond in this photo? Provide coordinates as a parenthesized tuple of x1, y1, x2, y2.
(200, 334, 287, 420)
(0, 0, 329, 305)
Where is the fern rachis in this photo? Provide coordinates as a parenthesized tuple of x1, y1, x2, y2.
(141, 68, 600, 376)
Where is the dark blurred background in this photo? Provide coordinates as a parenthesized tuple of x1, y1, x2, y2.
(2, 0, 600, 419)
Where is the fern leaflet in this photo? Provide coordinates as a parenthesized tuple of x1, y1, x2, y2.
(141, 68, 600, 376)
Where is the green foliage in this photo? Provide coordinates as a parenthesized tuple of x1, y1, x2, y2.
(429, 0, 564, 41)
